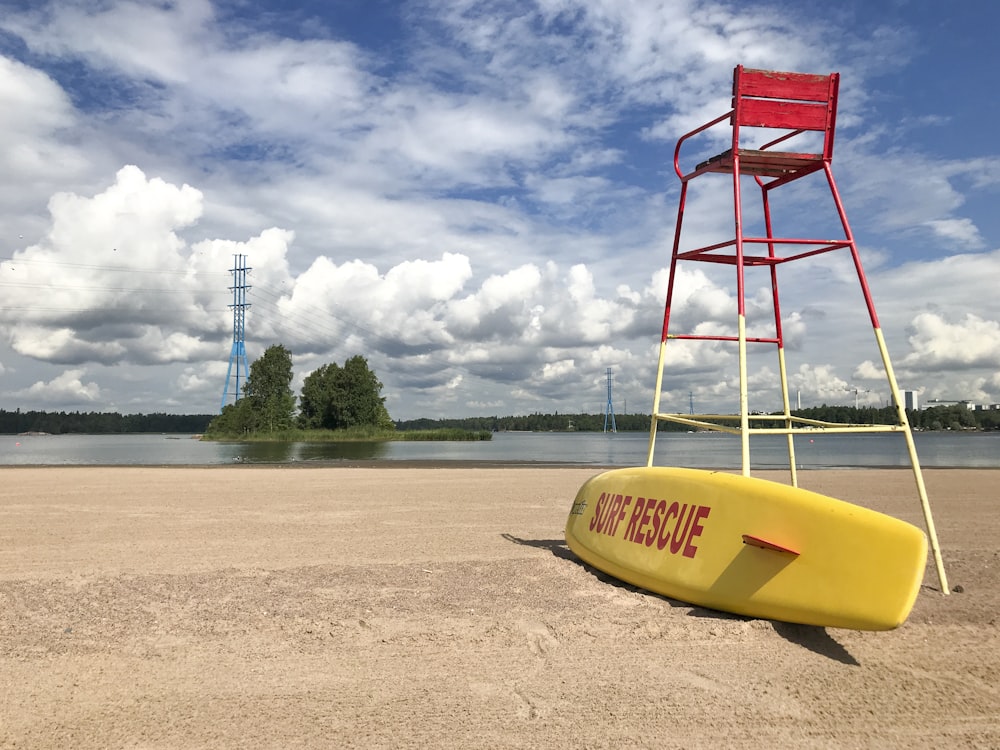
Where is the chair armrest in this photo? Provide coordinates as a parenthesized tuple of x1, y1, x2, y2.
(674, 111, 732, 179)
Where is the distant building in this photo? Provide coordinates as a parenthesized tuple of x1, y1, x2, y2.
(922, 399, 975, 411)
(897, 393, 990, 411)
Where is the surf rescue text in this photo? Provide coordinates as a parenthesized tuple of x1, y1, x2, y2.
(587, 492, 711, 558)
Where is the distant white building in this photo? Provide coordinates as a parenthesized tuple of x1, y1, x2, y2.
(902, 390, 919, 411)
(923, 399, 975, 410)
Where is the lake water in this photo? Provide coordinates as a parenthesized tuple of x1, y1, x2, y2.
(1, 430, 998, 468)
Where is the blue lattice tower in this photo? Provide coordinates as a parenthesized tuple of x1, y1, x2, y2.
(220, 254, 251, 412)
(603, 367, 617, 433)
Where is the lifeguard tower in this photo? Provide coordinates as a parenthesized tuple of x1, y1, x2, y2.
(646, 66, 948, 593)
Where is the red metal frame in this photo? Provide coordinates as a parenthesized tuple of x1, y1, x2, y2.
(661, 65, 854, 364)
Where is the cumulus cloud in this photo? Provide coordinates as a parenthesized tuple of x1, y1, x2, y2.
(789, 364, 850, 403)
(853, 360, 885, 381)
(14, 368, 102, 406)
(1, 166, 227, 363)
(901, 313, 1000, 370)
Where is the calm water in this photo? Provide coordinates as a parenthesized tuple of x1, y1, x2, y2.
(1, 430, 998, 468)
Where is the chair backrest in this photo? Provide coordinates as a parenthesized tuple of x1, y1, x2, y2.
(732, 65, 839, 159)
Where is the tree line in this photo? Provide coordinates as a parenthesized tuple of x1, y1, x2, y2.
(396, 412, 655, 433)
(397, 404, 1000, 433)
(0, 409, 214, 435)
(791, 404, 1000, 432)
(4, 371, 996, 437)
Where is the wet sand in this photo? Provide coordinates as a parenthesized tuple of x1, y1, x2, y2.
(0, 466, 996, 748)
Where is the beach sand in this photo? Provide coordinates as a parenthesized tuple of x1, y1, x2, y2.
(0, 466, 996, 749)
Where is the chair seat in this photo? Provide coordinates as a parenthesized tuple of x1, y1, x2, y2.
(696, 148, 824, 177)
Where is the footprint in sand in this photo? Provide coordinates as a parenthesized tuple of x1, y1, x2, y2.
(517, 619, 559, 657)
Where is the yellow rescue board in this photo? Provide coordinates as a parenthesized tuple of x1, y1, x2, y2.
(565, 467, 927, 631)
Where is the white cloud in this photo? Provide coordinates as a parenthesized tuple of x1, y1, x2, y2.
(15, 368, 102, 406)
(900, 313, 1000, 370)
(6, 0, 214, 81)
(788, 364, 850, 404)
(9, 327, 126, 364)
(0, 166, 281, 367)
(0, 56, 91, 224)
(923, 218, 984, 250)
(853, 360, 885, 381)
(540, 358, 575, 382)
(447, 264, 542, 337)
(0, 55, 74, 135)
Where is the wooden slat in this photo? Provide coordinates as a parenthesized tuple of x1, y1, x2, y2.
(739, 68, 834, 102)
(696, 149, 823, 177)
(738, 149, 823, 165)
(737, 99, 829, 130)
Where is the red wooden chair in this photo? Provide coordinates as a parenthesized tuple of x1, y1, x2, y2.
(676, 66, 839, 183)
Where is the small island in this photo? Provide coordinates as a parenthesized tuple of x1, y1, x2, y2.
(204, 346, 490, 443)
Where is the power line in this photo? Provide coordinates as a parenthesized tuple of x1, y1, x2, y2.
(0, 255, 228, 277)
(0, 280, 221, 294)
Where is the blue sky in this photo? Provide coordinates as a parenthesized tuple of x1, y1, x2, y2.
(0, 0, 998, 420)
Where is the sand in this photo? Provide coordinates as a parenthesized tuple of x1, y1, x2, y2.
(0, 466, 996, 749)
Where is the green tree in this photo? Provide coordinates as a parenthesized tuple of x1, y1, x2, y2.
(298, 363, 338, 429)
(298, 355, 393, 430)
(244, 344, 297, 432)
(205, 345, 296, 436)
(207, 398, 255, 435)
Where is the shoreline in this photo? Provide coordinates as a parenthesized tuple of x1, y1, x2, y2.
(2, 460, 998, 470)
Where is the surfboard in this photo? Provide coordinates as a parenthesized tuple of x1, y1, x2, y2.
(565, 467, 927, 630)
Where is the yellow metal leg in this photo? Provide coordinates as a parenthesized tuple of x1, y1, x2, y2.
(776, 346, 798, 487)
(873, 327, 949, 594)
(646, 339, 669, 467)
(738, 314, 750, 476)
